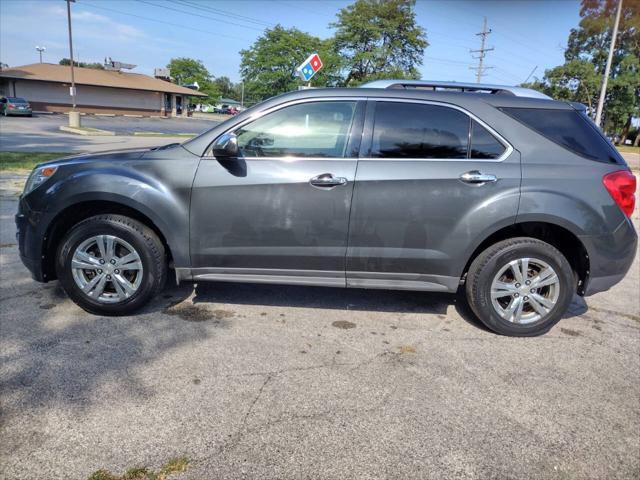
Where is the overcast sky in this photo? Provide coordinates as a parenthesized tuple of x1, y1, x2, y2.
(1, 0, 581, 85)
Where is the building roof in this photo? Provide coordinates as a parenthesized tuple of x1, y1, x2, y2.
(0, 63, 207, 97)
(217, 97, 241, 105)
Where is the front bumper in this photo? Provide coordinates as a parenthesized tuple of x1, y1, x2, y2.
(582, 217, 637, 296)
(16, 198, 47, 282)
(5, 109, 32, 116)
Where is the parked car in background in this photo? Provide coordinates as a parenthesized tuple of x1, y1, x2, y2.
(0, 96, 32, 116)
(15, 81, 637, 336)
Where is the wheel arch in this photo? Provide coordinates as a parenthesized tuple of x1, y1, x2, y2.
(461, 220, 590, 295)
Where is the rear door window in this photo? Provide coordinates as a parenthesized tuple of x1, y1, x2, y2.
(370, 102, 469, 159)
(500, 107, 620, 164)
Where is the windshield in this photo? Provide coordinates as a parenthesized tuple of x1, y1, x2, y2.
(7, 97, 28, 104)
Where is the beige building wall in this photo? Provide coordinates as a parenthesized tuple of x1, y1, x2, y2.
(3, 79, 167, 116)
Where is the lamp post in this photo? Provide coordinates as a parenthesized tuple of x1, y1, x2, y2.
(66, 0, 80, 127)
(35, 46, 46, 63)
(595, 0, 623, 127)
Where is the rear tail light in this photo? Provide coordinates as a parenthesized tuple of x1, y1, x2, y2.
(603, 170, 636, 217)
(7, 104, 14, 109)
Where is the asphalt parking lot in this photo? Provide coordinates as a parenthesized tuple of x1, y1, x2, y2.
(0, 114, 221, 154)
(0, 168, 639, 479)
(1, 112, 221, 135)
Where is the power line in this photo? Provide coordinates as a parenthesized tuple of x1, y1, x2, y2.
(80, 1, 252, 42)
(174, 0, 275, 28)
(469, 17, 494, 83)
(136, 0, 266, 32)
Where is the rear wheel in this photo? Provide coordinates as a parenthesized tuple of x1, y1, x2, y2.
(465, 237, 574, 336)
(56, 214, 166, 315)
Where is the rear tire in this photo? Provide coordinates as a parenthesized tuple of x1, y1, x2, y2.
(465, 237, 574, 336)
(55, 214, 166, 316)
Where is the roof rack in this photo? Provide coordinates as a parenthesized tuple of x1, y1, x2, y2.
(359, 79, 551, 99)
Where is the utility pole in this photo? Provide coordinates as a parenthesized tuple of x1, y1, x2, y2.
(595, 0, 623, 127)
(470, 17, 494, 83)
(66, 0, 77, 110)
(240, 81, 244, 107)
(35, 46, 46, 63)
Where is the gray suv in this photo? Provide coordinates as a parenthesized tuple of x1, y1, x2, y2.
(16, 81, 637, 336)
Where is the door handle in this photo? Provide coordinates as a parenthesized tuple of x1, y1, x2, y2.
(309, 173, 348, 189)
(459, 170, 498, 184)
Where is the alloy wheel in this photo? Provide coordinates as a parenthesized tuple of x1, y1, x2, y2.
(490, 257, 560, 325)
(70, 235, 143, 303)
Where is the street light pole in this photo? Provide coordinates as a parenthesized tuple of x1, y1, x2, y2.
(595, 0, 623, 127)
(66, 0, 77, 111)
(35, 46, 46, 63)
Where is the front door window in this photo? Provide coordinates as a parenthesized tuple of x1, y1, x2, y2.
(234, 101, 357, 158)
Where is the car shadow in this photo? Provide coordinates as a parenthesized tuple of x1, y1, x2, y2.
(188, 280, 492, 332)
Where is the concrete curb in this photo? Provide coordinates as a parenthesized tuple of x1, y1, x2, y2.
(59, 126, 115, 136)
(132, 132, 196, 137)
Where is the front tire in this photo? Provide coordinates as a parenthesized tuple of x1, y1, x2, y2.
(56, 214, 166, 315)
(465, 237, 574, 336)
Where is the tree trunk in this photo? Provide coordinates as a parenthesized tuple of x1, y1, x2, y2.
(634, 132, 640, 147)
(619, 116, 632, 144)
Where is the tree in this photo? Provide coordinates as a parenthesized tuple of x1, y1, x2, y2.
(166, 57, 211, 85)
(331, 0, 427, 85)
(167, 57, 224, 104)
(59, 58, 104, 69)
(566, 0, 639, 140)
(523, 60, 601, 114)
(240, 25, 342, 101)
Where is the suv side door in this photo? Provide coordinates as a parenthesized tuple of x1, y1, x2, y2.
(346, 99, 521, 292)
(190, 98, 365, 286)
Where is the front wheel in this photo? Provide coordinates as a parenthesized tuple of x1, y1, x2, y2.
(465, 237, 575, 336)
(56, 214, 167, 315)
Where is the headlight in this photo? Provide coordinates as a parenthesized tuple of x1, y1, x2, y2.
(23, 166, 58, 195)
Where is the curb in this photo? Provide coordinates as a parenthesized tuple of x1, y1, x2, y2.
(59, 126, 116, 136)
(132, 132, 197, 137)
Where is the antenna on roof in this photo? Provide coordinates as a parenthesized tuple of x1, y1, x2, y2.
(103, 57, 137, 72)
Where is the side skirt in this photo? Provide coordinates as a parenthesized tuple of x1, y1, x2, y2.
(175, 267, 459, 293)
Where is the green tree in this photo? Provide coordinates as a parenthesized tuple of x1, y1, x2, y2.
(523, 59, 601, 112)
(331, 0, 427, 85)
(213, 76, 239, 99)
(240, 25, 342, 101)
(566, 0, 639, 142)
(166, 57, 221, 104)
(166, 57, 210, 85)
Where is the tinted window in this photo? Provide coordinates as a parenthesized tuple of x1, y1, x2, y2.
(371, 102, 469, 159)
(500, 107, 619, 163)
(7, 97, 27, 103)
(235, 101, 356, 158)
(470, 120, 506, 159)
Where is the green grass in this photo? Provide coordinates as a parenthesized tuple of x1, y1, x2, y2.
(0, 151, 70, 171)
(616, 145, 639, 155)
(87, 457, 189, 480)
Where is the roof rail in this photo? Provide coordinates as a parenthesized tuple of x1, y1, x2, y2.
(359, 79, 551, 100)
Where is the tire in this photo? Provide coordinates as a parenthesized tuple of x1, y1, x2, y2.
(465, 237, 575, 336)
(55, 214, 167, 316)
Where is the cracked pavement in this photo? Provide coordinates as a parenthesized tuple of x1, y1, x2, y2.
(1, 172, 639, 479)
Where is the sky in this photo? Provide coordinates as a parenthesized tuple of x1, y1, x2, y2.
(0, 0, 582, 86)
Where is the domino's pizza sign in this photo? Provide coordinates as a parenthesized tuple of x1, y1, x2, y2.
(296, 53, 323, 82)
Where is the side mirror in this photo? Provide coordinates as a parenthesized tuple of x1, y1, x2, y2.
(211, 133, 239, 159)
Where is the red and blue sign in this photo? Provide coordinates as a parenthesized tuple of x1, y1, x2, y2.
(296, 53, 323, 82)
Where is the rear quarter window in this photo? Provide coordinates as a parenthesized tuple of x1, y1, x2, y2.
(499, 107, 621, 164)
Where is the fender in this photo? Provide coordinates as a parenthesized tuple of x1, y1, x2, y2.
(28, 150, 200, 268)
